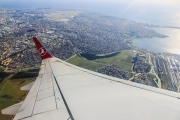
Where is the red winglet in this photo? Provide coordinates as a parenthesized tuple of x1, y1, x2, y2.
(33, 37, 53, 60)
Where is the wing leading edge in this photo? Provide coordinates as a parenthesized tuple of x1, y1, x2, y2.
(2, 37, 180, 120)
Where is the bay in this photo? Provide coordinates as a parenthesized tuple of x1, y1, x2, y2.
(133, 27, 180, 54)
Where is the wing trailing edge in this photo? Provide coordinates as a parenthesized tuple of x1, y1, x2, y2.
(33, 37, 53, 60)
(20, 82, 34, 91)
(1, 101, 23, 115)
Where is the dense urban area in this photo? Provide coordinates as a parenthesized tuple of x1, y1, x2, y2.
(0, 8, 180, 95)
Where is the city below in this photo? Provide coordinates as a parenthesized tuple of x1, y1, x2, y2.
(0, 8, 180, 94)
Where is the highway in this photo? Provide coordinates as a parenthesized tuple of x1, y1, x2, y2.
(148, 53, 161, 88)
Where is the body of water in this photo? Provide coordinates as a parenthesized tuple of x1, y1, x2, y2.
(133, 27, 180, 54)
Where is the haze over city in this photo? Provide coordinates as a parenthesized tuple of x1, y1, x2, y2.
(1, 0, 180, 26)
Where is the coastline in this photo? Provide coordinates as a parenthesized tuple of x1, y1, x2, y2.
(131, 27, 180, 55)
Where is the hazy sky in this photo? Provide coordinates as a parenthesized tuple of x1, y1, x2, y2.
(1, 0, 180, 26)
(1, 0, 180, 9)
(1, 0, 179, 15)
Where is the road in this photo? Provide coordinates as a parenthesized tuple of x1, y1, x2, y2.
(163, 60, 177, 91)
(148, 53, 161, 88)
(5, 66, 40, 73)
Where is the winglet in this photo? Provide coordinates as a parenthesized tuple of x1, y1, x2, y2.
(33, 37, 53, 60)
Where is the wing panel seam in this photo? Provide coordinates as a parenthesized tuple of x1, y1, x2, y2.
(48, 60, 74, 120)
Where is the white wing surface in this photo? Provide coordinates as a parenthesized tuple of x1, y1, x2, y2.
(14, 57, 180, 120)
(3, 37, 180, 120)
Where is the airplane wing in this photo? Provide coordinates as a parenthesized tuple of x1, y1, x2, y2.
(2, 37, 180, 120)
